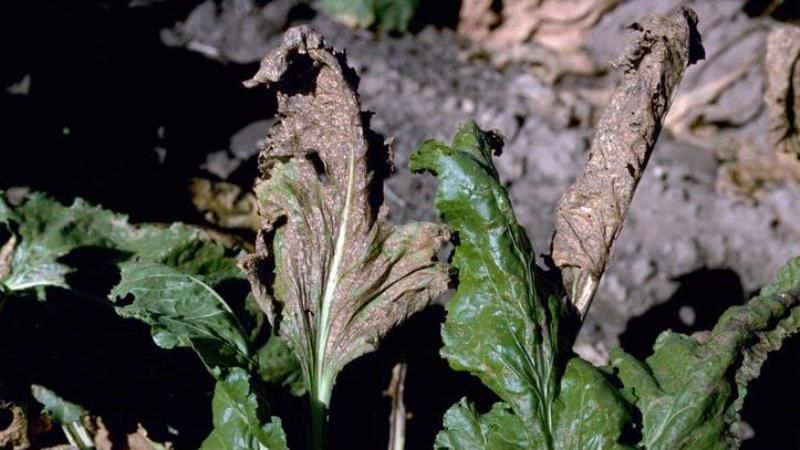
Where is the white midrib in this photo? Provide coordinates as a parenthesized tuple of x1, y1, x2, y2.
(314, 148, 356, 405)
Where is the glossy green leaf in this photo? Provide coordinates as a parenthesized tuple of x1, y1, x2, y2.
(413, 122, 631, 450)
(435, 399, 529, 450)
(111, 262, 253, 373)
(200, 368, 289, 450)
(0, 193, 239, 292)
(318, 0, 420, 32)
(611, 257, 800, 450)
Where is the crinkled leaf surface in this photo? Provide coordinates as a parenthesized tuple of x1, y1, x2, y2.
(242, 26, 449, 404)
(412, 122, 631, 450)
(318, 0, 420, 32)
(111, 262, 254, 372)
(611, 257, 800, 450)
(200, 368, 289, 450)
(0, 193, 239, 292)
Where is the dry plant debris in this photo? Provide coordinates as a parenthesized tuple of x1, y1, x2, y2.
(552, 7, 704, 316)
(458, 0, 621, 81)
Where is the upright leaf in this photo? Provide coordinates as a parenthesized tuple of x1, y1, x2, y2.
(412, 122, 632, 450)
(611, 257, 800, 450)
(241, 26, 449, 418)
(200, 368, 289, 450)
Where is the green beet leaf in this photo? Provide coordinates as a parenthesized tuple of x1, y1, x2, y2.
(200, 368, 289, 450)
(111, 261, 254, 373)
(0, 192, 239, 293)
(318, 0, 419, 32)
(412, 122, 632, 450)
(611, 257, 800, 450)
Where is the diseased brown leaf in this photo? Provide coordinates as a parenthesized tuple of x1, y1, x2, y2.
(459, 0, 620, 81)
(190, 178, 260, 231)
(552, 7, 703, 316)
(241, 26, 450, 405)
(766, 24, 800, 157)
(0, 404, 30, 450)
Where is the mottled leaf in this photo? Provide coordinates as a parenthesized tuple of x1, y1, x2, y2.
(241, 26, 449, 408)
(111, 262, 253, 373)
(200, 368, 289, 450)
(611, 257, 800, 450)
(0, 193, 239, 292)
(412, 122, 632, 450)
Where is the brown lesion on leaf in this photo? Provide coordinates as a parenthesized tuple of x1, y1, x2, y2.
(240, 26, 450, 404)
(551, 7, 704, 317)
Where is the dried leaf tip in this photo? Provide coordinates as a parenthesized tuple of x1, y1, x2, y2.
(552, 7, 704, 318)
(240, 25, 450, 424)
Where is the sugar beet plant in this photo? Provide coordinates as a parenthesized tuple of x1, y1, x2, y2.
(1, 6, 800, 450)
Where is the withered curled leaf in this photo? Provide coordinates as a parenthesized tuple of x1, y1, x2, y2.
(765, 24, 800, 157)
(552, 7, 704, 316)
(241, 26, 450, 412)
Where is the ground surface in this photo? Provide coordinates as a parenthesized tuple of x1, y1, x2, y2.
(2, 0, 800, 448)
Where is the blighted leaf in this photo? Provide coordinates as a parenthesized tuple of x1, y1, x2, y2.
(611, 257, 800, 450)
(200, 368, 288, 450)
(111, 262, 253, 373)
(765, 25, 800, 157)
(241, 26, 449, 409)
(0, 193, 240, 292)
(552, 8, 702, 316)
(318, 0, 420, 32)
(413, 122, 632, 450)
(257, 335, 306, 396)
